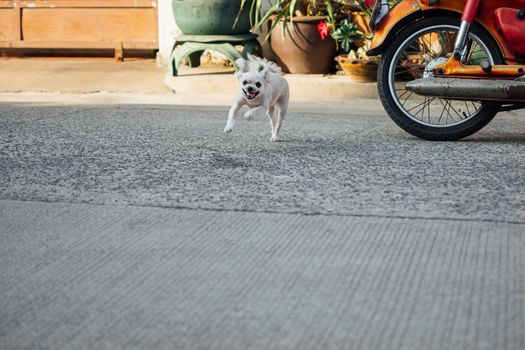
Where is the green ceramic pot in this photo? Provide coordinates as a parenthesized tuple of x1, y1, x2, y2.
(172, 0, 252, 35)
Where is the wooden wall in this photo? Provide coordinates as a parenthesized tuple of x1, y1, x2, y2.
(0, 0, 158, 57)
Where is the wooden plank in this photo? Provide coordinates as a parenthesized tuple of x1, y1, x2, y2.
(0, 9, 17, 40)
(0, 40, 158, 49)
(0, 0, 159, 53)
(21, 8, 157, 43)
(13, 0, 21, 40)
(0, 1, 19, 42)
(0, 0, 14, 8)
(152, 0, 158, 49)
(19, 0, 156, 8)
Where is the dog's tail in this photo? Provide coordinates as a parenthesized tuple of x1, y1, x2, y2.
(247, 54, 283, 75)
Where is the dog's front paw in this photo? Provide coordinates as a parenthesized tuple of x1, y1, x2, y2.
(270, 135, 279, 142)
(244, 111, 254, 121)
(224, 126, 233, 133)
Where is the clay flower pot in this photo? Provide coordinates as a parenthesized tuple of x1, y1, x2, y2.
(336, 55, 379, 82)
(270, 16, 337, 74)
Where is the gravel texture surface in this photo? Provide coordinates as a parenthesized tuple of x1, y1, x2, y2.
(0, 103, 524, 222)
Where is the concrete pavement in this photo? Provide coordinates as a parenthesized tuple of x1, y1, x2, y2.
(0, 58, 379, 100)
(2, 200, 524, 350)
(1, 101, 525, 349)
(0, 59, 171, 94)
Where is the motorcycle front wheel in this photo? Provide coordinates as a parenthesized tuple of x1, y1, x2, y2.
(377, 17, 504, 140)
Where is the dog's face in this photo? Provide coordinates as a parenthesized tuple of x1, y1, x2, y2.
(234, 58, 270, 101)
(238, 71, 266, 100)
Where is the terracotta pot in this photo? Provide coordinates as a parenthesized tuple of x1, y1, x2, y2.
(336, 55, 379, 82)
(270, 16, 337, 74)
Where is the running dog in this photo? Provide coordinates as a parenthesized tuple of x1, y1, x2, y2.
(224, 55, 289, 142)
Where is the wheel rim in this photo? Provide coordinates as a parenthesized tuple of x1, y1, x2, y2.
(388, 24, 495, 128)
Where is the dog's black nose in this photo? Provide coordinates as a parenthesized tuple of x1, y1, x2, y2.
(247, 86, 254, 93)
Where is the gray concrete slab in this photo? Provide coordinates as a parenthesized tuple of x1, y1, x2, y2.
(0, 92, 384, 112)
(0, 59, 171, 95)
(1, 200, 524, 350)
(0, 58, 379, 100)
(164, 72, 379, 100)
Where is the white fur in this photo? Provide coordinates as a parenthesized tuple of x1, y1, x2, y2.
(224, 55, 289, 142)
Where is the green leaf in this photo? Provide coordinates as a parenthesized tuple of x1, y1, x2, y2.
(324, 0, 334, 25)
(263, 11, 286, 42)
(290, 0, 297, 21)
(233, 0, 248, 29)
(342, 39, 350, 52)
(251, 0, 258, 28)
(254, 1, 280, 30)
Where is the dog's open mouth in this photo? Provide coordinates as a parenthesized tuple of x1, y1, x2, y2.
(243, 90, 259, 100)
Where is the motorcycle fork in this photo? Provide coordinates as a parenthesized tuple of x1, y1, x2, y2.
(434, 0, 525, 79)
(452, 0, 479, 58)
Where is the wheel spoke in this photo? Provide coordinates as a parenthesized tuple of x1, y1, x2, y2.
(448, 101, 467, 120)
(401, 91, 414, 106)
(437, 99, 447, 124)
(407, 97, 435, 115)
(465, 101, 471, 115)
(436, 31, 456, 58)
(397, 89, 410, 99)
(441, 99, 454, 123)
(393, 66, 423, 76)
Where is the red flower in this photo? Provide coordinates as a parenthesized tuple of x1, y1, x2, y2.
(317, 21, 330, 40)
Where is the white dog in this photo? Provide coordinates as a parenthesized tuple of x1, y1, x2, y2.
(224, 55, 289, 142)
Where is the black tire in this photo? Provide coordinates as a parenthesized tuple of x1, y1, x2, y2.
(377, 17, 504, 140)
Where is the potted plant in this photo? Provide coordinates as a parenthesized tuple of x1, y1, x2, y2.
(242, 0, 354, 74)
(332, 2, 380, 82)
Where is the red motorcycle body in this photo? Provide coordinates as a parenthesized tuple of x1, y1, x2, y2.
(368, 0, 525, 63)
(494, 7, 525, 57)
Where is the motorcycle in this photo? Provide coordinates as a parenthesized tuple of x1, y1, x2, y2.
(364, 0, 525, 140)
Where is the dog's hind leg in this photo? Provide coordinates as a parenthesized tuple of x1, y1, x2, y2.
(272, 109, 283, 142)
(267, 106, 278, 141)
(272, 94, 289, 142)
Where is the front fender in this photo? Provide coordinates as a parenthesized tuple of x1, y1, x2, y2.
(367, 0, 423, 56)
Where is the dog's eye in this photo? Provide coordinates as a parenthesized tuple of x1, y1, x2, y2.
(242, 80, 248, 85)
(255, 82, 261, 88)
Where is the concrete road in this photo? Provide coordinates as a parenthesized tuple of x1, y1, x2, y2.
(1, 100, 524, 350)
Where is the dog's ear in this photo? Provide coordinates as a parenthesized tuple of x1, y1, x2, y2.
(248, 54, 266, 74)
(247, 53, 262, 64)
(261, 66, 271, 80)
(235, 58, 248, 71)
(234, 58, 249, 79)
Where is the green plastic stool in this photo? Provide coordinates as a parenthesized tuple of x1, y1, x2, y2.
(169, 34, 262, 76)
